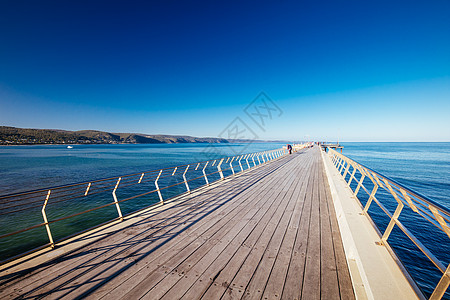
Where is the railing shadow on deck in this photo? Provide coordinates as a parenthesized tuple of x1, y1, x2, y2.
(0, 150, 302, 299)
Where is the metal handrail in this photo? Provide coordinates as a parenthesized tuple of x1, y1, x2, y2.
(327, 148, 450, 300)
(0, 145, 307, 264)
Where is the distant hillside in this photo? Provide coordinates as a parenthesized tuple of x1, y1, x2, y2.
(0, 127, 230, 145)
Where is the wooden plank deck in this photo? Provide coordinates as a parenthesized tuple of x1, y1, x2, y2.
(0, 146, 355, 299)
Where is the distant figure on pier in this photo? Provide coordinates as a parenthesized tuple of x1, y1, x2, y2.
(287, 144, 292, 154)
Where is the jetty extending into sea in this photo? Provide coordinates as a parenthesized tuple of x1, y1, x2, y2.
(0, 144, 449, 299)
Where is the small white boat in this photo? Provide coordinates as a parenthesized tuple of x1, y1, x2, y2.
(67, 146, 73, 149)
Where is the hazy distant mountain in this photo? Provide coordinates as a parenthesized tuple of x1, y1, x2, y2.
(0, 126, 230, 145)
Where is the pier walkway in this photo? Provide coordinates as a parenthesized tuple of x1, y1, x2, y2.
(0, 147, 355, 299)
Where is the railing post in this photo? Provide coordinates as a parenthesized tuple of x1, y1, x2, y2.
(112, 178, 123, 221)
(246, 155, 250, 169)
(257, 154, 261, 165)
(363, 181, 378, 213)
(238, 156, 244, 171)
(183, 165, 190, 193)
(430, 263, 450, 300)
(381, 179, 404, 243)
(138, 173, 144, 184)
(41, 190, 54, 248)
(339, 158, 346, 173)
(84, 182, 91, 196)
(218, 158, 224, 179)
(336, 155, 342, 167)
(252, 154, 256, 166)
(155, 170, 163, 203)
(229, 157, 235, 175)
(202, 162, 210, 185)
(343, 162, 351, 180)
(337, 157, 343, 169)
(400, 188, 419, 213)
(429, 206, 450, 239)
(354, 171, 366, 196)
(347, 165, 357, 187)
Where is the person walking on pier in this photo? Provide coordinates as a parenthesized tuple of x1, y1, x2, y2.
(287, 144, 292, 154)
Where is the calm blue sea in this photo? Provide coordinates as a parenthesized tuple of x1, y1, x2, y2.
(0, 142, 449, 298)
(0, 143, 285, 195)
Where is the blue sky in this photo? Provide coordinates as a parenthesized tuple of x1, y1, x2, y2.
(0, 0, 449, 141)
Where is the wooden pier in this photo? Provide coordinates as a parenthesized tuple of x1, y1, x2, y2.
(0, 147, 354, 299)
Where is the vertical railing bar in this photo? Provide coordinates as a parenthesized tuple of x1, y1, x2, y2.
(229, 157, 235, 175)
(112, 178, 123, 221)
(138, 173, 144, 184)
(354, 171, 366, 196)
(381, 179, 404, 242)
(84, 182, 92, 196)
(202, 161, 210, 185)
(41, 190, 54, 248)
(429, 206, 450, 239)
(218, 158, 224, 179)
(183, 165, 190, 193)
(430, 263, 450, 300)
(400, 188, 419, 213)
(347, 166, 357, 188)
(155, 170, 163, 203)
(339, 158, 346, 173)
(343, 162, 351, 180)
(363, 182, 378, 213)
(239, 156, 244, 172)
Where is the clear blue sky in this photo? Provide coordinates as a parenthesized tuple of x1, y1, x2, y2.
(0, 0, 449, 141)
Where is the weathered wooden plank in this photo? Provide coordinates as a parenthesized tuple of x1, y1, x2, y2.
(301, 157, 321, 300)
(318, 156, 341, 299)
(281, 158, 315, 300)
(321, 160, 356, 300)
(258, 157, 312, 300)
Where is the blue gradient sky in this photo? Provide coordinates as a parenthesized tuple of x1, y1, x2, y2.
(0, 1, 449, 141)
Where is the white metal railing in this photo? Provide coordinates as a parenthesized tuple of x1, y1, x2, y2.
(0, 146, 303, 264)
(327, 148, 450, 300)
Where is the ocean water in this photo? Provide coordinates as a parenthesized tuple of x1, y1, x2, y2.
(0, 142, 449, 298)
(0, 143, 285, 195)
(340, 142, 450, 299)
